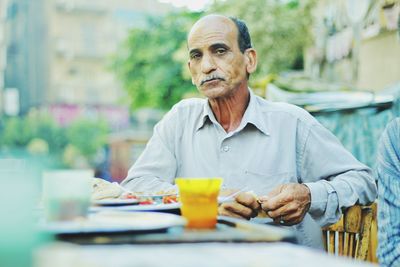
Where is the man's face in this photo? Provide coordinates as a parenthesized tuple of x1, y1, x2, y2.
(187, 17, 251, 99)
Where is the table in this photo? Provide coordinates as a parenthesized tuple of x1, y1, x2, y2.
(35, 214, 376, 267)
(51, 216, 295, 245)
(35, 242, 376, 267)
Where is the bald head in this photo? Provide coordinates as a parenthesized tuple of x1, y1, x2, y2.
(188, 14, 252, 54)
(189, 15, 234, 37)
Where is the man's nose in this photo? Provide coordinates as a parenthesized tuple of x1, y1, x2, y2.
(201, 54, 216, 74)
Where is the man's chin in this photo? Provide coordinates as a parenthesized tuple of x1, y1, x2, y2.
(199, 86, 227, 99)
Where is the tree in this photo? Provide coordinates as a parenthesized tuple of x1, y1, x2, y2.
(0, 114, 109, 168)
(113, 12, 202, 111)
(0, 117, 33, 148)
(113, 2, 315, 110)
(65, 119, 109, 159)
(209, 0, 315, 77)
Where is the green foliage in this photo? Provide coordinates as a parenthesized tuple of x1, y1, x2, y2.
(28, 114, 68, 154)
(0, 115, 109, 167)
(0, 113, 68, 153)
(0, 117, 32, 147)
(65, 119, 109, 158)
(209, 0, 316, 76)
(113, 12, 201, 111)
(113, 2, 315, 110)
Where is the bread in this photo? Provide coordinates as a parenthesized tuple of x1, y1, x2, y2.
(91, 178, 123, 200)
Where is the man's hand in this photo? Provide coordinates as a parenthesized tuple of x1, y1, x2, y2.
(258, 183, 311, 226)
(218, 192, 260, 220)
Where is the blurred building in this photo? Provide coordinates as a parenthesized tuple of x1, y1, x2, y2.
(0, 0, 8, 114)
(2, 0, 173, 122)
(45, 0, 172, 129)
(48, 0, 172, 106)
(3, 0, 47, 115)
(305, 0, 400, 91)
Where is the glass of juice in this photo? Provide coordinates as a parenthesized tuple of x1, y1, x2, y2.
(175, 177, 223, 229)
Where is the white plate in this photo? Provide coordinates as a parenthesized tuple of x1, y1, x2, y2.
(92, 198, 140, 206)
(91, 197, 230, 213)
(135, 192, 177, 197)
(40, 211, 186, 234)
(90, 202, 181, 213)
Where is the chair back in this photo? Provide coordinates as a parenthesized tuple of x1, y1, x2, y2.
(322, 205, 373, 261)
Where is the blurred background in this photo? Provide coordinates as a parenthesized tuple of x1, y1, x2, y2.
(0, 0, 399, 182)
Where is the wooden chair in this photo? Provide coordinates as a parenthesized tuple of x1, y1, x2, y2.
(322, 205, 373, 261)
(367, 202, 378, 263)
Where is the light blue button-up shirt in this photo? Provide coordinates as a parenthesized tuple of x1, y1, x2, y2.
(377, 118, 400, 267)
(122, 89, 377, 248)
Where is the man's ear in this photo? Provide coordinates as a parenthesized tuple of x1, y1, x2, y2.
(187, 60, 195, 85)
(245, 48, 257, 74)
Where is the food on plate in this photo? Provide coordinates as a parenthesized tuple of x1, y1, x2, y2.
(154, 189, 178, 196)
(91, 178, 123, 201)
(120, 192, 139, 200)
(162, 195, 178, 204)
(119, 193, 154, 205)
(129, 188, 178, 197)
(120, 191, 179, 205)
(92, 182, 179, 205)
(139, 199, 154, 205)
(92, 182, 241, 207)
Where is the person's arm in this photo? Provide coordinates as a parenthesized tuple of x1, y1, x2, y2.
(377, 119, 400, 267)
(301, 123, 377, 227)
(220, 120, 377, 225)
(120, 108, 180, 192)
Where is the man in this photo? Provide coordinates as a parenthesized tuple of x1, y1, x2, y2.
(376, 118, 400, 267)
(121, 14, 377, 248)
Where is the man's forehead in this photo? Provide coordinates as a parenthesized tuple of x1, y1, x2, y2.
(187, 15, 237, 48)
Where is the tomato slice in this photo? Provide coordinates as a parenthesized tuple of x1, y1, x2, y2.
(139, 200, 154, 205)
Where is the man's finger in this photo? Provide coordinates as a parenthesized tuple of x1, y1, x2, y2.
(218, 205, 247, 219)
(261, 192, 294, 211)
(219, 202, 254, 220)
(258, 186, 282, 202)
(282, 210, 302, 222)
(235, 192, 260, 210)
(264, 201, 297, 219)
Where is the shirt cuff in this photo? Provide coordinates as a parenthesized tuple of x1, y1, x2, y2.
(303, 182, 329, 215)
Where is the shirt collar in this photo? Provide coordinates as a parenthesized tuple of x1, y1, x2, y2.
(241, 89, 270, 136)
(195, 89, 270, 136)
(195, 99, 216, 131)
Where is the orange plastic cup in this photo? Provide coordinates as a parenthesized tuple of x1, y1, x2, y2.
(175, 177, 223, 229)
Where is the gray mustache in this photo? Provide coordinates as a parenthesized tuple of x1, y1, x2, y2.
(200, 76, 225, 85)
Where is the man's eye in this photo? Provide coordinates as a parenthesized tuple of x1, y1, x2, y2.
(216, 48, 227, 54)
(191, 53, 201, 59)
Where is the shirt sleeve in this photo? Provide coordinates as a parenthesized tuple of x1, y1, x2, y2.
(377, 118, 400, 267)
(120, 108, 179, 192)
(301, 122, 377, 227)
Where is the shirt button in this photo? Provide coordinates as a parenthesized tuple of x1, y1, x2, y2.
(222, 146, 230, 152)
